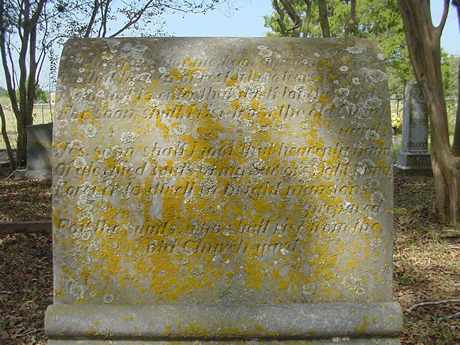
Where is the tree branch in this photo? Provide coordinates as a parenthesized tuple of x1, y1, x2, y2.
(35, 46, 46, 86)
(279, 0, 302, 30)
(159, 2, 219, 14)
(17, 0, 30, 122)
(97, 0, 104, 37)
(27, 14, 38, 123)
(439, 312, 460, 320)
(6, 36, 17, 89)
(348, 0, 358, 35)
(0, 7, 21, 117)
(435, 0, 450, 38)
(30, 0, 45, 25)
(16, 0, 24, 41)
(84, 0, 100, 37)
(272, 0, 288, 35)
(302, 0, 313, 37)
(0, 104, 16, 170)
(407, 299, 460, 312)
(317, 0, 331, 37)
(35, 2, 48, 85)
(101, 0, 110, 37)
(108, 0, 156, 38)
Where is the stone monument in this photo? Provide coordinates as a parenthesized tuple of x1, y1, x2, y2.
(46, 38, 402, 344)
(395, 81, 431, 173)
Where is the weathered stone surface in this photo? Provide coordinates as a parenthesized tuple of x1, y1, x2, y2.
(47, 37, 400, 344)
(395, 81, 431, 172)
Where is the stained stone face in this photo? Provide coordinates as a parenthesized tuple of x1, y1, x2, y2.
(47, 38, 401, 344)
(26, 123, 52, 179)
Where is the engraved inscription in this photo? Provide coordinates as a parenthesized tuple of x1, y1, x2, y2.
(53, 38, 393, 305)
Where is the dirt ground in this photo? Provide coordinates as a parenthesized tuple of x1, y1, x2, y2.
(0, 176, 459, 345)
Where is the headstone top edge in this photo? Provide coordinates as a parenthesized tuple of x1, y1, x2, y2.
(60, 36, 382, 54)
(58, 36, 386, 87)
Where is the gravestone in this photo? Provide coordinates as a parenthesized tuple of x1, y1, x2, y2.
(46, 37, 402, 345)
(26, 123, 53, 179)
(395, 81, 431, 173)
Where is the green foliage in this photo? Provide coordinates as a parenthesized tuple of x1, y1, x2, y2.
(0, 87, 7, 97)
(265, 1, 322, 38)
(441, 53, 458, 99)
(391, 112, 402, 133)
(34, 87, 48, 103)
(265, 0, 411, 96)
(12, 87, 48, 103)
(442, 55, 458, 135)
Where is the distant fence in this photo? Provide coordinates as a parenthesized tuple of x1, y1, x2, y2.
(33, 103, 54, 124)
(0, 102, 54, 150)
(391, 97, 403, 119)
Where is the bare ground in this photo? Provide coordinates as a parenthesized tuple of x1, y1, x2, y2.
(0, 176, 459, 345)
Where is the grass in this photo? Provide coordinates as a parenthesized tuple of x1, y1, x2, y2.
(0, 97, 53, 150)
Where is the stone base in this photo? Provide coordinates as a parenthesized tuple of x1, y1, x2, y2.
(46, 303, 401, 345)
(49, 339, 401, 345)
(7, 168, 52, 181)
(25, 169, 52, 181)
(395, 151, 431, 173)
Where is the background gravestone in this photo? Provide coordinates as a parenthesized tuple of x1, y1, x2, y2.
(46, 37, 402, 344)
(395, 81, 431, 173)
(26, 123, 53, 180)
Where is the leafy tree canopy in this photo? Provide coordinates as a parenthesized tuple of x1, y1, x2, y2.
(264, 0, 410, 96)
(34, 87, 48, 103)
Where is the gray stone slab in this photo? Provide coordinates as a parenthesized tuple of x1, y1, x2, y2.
(395, 81, 431, 172)
(26, 123, 52, 179)
(47, 37, 400, 344)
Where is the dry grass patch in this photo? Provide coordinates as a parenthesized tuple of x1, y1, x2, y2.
(395, 176, 460, 345)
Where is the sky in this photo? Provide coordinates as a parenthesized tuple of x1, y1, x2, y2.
(163, 0, 459, 54)
(0, 0, 459, 89)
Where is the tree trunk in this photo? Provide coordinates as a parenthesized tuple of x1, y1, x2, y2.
(399, 0, 459, 225)
(348, 0, 358, 35)
(16, 96, 34, 168)
(302, 0, 313, 37)
(280, 0, 302, 34)
(453, 59, 460, 155)
(451, 2, 460, 155)
(0, 104, 16, 171)
(15, 118, 27, 167)
(317, 0, 331, 37)
(272, 0, 288, 36)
